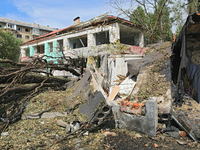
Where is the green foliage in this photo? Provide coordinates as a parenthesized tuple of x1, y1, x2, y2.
(0, 29, 22, 62)
(130, 6, 148, 25)
(129, 0, 173, 44)
(187, 0, 200, 14)
(175, 23, 183, 36)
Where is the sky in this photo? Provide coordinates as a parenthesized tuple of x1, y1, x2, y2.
(0, 0, 110, 29)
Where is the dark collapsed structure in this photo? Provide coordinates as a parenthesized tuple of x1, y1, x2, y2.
(172, 13, 200, 103)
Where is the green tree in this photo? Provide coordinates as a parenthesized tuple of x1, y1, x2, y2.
(108, 0, 173, 43)
(129, 1, 172, 43)
(0, 29, 22, 62)
(187, 0, 200, 14)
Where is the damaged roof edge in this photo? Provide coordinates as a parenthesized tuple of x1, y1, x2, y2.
(173, 13, 200, 49)
(21, 13, 143, 46)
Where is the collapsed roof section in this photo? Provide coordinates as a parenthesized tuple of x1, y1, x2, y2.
(22, 13, 143, 45)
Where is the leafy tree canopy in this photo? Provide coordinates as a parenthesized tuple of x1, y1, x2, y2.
(0, 29, 22, 62)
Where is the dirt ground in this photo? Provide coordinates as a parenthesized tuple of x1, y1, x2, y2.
(1, 120, 200, 150)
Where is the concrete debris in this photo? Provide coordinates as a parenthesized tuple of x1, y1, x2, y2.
(21, 112, 67, 119)
(118, 75, 136, 95)
(82, 131, 89, 136)
(104, 132, 117, 137)
(79, 91, 106, 122)
(1, 132, 9, 136)
(13, 39, 200, 144)
(56, 119, 67, 128)
(75, 138, 82, 149)
(70, 121, 81, 133)
(111, 97, 158, 136)
(66, 121, 81, 133)
(177, 140, 187, 145)
(135, 133, 142, 138)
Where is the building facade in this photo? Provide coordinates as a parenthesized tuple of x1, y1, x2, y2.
(20, 14, 144, 63)
(0, 17, 56, 42)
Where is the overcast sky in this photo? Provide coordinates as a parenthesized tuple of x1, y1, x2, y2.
(0, 0, 110, 29)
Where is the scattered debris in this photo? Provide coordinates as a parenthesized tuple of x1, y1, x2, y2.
(22, 112, 67, 119)
(1, 132, 9, 136)
(56, 119, 67, 128)
(135, 133, 142, 138)
(104, 132, 117, 137)
(177, 140, 187, 145)
(108, 85, 120, 101)
(1, 36, 200, 149)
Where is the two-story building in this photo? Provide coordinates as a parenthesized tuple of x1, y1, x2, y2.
(0, 17, 56, 42)
(20, 14, 145, 63)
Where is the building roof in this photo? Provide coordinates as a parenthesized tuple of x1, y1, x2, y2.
(22, 13, 142, 45)
(0, 17, 56, 31)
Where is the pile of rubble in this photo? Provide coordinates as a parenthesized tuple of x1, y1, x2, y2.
(1, 42, 200, 149)
(55, 41, 200, 142)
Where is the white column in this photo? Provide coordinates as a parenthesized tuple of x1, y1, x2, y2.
(20, 48, 26, 58)
(139, 32, 144, 47)
(109, 22, 120, 43)
(63, 37, 69, 51)
(87, 31, 95, 47)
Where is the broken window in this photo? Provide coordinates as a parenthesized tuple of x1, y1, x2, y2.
(17, 27, 22, 31)
(49, 42, 53, 52)
(25, 28, 30, 32)
(95, 31, 110, 46)
(40, 45, 44, 53)
(7, 23, 14, 29)
(32, 28, 39, 35)
(73, 43, 77, 49)
(17, 34, 22, 39)
(37, 46, 40, 53)
(69, 35, 87, 49)
(0, 24, 3, 28)
(41, 31, 44, 35)
(57, 39, 63, 51)
(25, 35, 30, 39)
(36, 45, 44, 54)
(120, 26, 139, 46)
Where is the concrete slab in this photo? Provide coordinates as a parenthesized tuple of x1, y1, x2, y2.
(118, 75, 136, 95)
(66, 70, 91, 101)
(21, 112, 67, 119)
(79, 91, 105, 121)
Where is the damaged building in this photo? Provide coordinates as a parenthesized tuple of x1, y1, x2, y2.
(172, 12, 200, 103)
(18, 14, 172, 137)
(171, 12, 200, 141)
(20, 13, 144, 67)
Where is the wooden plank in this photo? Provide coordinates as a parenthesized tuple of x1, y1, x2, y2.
(108, 85, 120, 101)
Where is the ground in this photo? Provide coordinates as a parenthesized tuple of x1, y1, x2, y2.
(1, 85, 200, 150)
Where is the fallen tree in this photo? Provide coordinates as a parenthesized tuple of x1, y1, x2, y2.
(0, 57, 82, 132)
